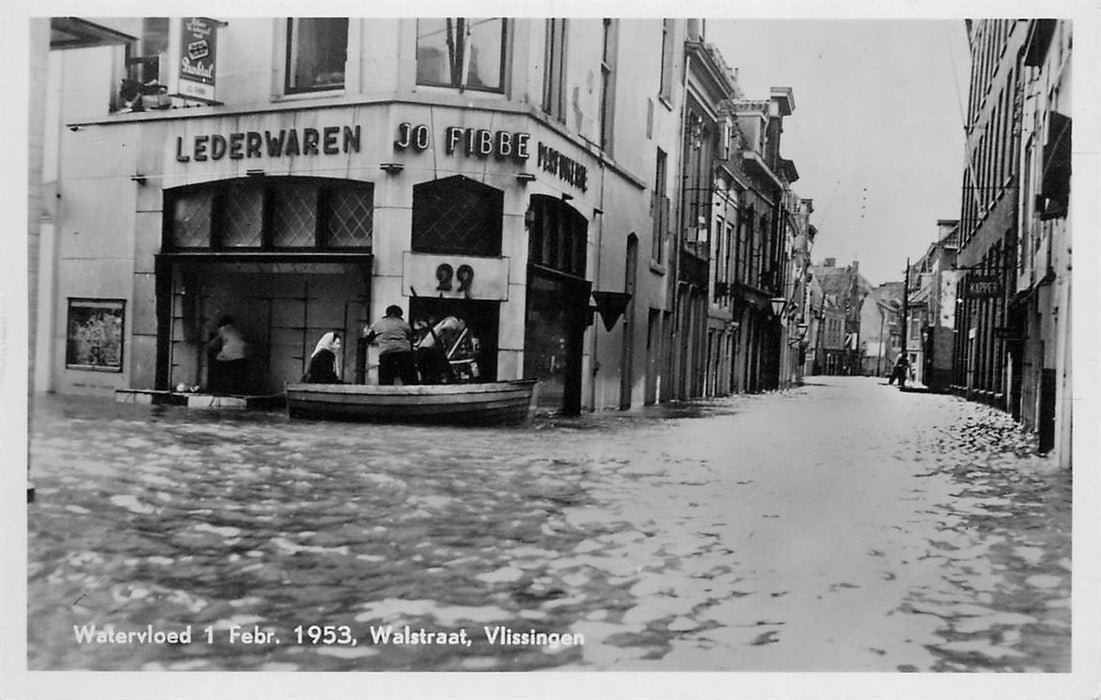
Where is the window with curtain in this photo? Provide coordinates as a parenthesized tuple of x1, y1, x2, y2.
(286, 18, 349, 93)
(416, 18, 506, 92)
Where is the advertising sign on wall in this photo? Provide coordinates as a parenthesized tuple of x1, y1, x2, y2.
(176, 17, 219, 103)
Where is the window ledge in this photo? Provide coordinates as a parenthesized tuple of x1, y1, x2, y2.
(657, 95, 674, 112)
(649, 260, 667, 275)
(273, 89, 346, 103)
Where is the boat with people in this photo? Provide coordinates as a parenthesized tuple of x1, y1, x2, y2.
(284, 379, 538, 425)
(286, 313, 536, 425)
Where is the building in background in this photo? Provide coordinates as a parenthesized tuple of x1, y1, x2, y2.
(727, 88, 800, 392)
(904, 219, 960, 391)
(860, 281, 903, 377)
(811, 258, 870, 376)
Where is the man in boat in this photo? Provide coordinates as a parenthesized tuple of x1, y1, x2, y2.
(363, 305, 417, 385)
(413, 316, 463, 384)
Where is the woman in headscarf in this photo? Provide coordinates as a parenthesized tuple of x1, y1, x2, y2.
(302, 331, 343, 383)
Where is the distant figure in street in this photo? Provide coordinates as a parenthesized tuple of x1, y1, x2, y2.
(302, 331, 343, 384)
(890, 355, 910, 388)
(363, 305, 416, 385)
(206, 315, 250, 394)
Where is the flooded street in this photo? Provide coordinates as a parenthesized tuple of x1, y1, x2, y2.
(26, 377, 1070, 672)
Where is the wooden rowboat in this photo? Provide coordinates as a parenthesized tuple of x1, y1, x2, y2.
(284, 380, 537, 426)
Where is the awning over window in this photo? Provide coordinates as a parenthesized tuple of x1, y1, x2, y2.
(50, 18, 135, 50)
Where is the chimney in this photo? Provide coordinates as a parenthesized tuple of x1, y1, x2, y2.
(824, 258, 836, 267)
(850, 260, 859, 272)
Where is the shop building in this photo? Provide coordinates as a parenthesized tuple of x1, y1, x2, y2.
(951, 19, 1028, 409)
(724, 89, 800, 393)
(670, 34, 740, 400)
(37, 17, 709, 414)
(1008, 20, 1072, 464)
(952, 19, 1072, 467)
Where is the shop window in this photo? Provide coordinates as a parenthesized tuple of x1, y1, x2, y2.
(164, 178, 373, 252)
(528, 194, 587, 278)
(411, 176, 503, 256)
(416, 18, 506, 92)
(285, 18, 348, 93)
(65, 298, 125, 372)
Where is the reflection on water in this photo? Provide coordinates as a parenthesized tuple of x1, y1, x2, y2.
(26, 384, 1070, 672)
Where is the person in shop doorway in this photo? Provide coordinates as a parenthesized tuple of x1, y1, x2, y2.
(363, 305, 417, 386)
(206, 315, 250, 394)
(302, 331, 343, 384)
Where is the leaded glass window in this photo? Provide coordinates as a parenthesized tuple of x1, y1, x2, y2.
(217, 182, 264, 247)
(170, 189, 213, 247)
(411, 176, 502, 257)
(326, 185, 374, 247)
(164, 178, 373, 252)
(272, 182, 318, 247)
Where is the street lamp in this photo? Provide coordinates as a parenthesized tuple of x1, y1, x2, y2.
(770, 297, 787, 317)
(788, 322, 809, 346)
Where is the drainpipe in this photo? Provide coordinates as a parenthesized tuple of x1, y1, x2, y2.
(589, 159, 607, 411)
(668, 45, 692, 401)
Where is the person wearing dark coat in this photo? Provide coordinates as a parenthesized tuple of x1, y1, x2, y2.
(302, 332, 343, 383)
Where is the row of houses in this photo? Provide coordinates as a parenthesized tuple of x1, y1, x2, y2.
(29, 17, 822, 415)
(863, 19, 1073, 468)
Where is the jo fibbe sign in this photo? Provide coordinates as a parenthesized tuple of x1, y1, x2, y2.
(174, 118, 590, 193)
(965, 275, 1002, 298)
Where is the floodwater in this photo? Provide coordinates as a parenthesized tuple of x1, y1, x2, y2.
(26, 378, 1071, 672)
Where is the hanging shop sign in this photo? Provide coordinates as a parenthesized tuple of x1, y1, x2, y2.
(175, 126, 362, 162)
(965, 275, 1002, 298)
(394, 122, 531, 162)
(176, 18, 221, 103)
(994, 326, 1022, 341)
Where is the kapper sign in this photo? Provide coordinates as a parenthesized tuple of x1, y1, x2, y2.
(177, 18, 218, 103)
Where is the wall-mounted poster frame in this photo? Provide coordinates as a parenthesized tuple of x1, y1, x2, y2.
(65, 298, 125, 372)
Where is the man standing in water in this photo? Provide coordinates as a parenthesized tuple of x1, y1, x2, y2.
(363, 305, 417, 385)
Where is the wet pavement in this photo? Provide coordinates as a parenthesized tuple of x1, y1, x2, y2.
(26, 377, 1070, 671)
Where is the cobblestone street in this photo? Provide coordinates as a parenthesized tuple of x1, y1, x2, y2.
(26, 377, 1070, 672)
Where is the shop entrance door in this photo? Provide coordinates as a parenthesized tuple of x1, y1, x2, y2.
(524, 268, 590, 415)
